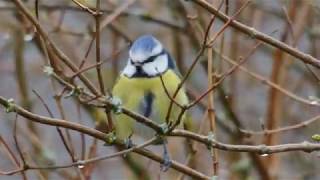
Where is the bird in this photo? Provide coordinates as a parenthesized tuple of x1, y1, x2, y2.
(112, 35, 191, 170)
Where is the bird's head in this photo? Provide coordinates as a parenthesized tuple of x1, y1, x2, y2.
(122, 35, 175, 78)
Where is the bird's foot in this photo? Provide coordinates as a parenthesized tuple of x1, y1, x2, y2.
(160, 139, 172, 172)
(160, 152, 172, 172)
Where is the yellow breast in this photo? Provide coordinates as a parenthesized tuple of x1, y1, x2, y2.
(112, 70, 188, 140)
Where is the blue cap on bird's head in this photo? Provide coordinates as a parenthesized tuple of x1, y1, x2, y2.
(129, 35, 163, 64)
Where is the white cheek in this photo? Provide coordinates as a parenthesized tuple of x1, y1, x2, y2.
(142, 54, 168, 76)
(151, 43, 162, 56)
(122, 61, 136, 77)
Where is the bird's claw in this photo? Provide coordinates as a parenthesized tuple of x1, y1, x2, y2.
(160, 139, 172, 172)
(160, 153, 172, 172)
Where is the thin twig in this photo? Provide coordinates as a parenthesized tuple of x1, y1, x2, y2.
(189, 0, 320, 68)
(215, 49, 320, 106)
(240, 115, 320, 136)
(188, 41, 262, 108)
(13, 115, 27, 180)
(1, 96, 320, 155)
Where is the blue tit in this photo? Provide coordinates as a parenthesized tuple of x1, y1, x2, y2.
(112, 35, 190, 170)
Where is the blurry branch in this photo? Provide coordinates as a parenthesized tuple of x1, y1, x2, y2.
(305, 64, 320, 83)
(54, 94, 79, 164)
(13, 22, 48, 178)
(163, 1, 225, 131)
(217, 87, 243, 129)
(108, 23, 132, 43)
(264, 3, 299, 173)
(91, 1, 113, 144)
(0, 137, 157, 175)
(12, 115, 27, 180)
(176, 110, 208, 180)
(166, 0, 246, 122)
(204, 1, 231, 175)
(189, 0, 320, 68)
(188, 41, 262, 108)
(72, 0, 135, 87)
(168, 1, 202, 49)
(45, 67, 320, 178)
(12, 2, 116, 162)
(0, 135, 23, 177)
(71, 0, 96, 14)
(214, 48, 320, 107)
(13, 29, 32, 111)
(1, 96, 320, 156)
(12, 0, 131, 112)
(240, 115, 320, 136)
(0, 96, 209, 180)
(44, 137, 156, 169)
(6, 0, 320, 178)
(207, 40, 218, 176)
(69, 44, 128, 80)
(95, 0, 135, 133)
(158, 75, 184, 109)
(78, 35, 95, 69)
(93, 0, 105, 96)
(172, 129, 320, 154)
(12, 0, 100, 96)
(99, 0, 136, 31)
(0, 93, 319, 180)
(0, 4, 185, 33)
(186, 87, 236, 135)
(32, 90, 79, 165)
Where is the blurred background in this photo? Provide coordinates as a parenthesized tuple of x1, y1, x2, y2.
(0, 0, 320, 179)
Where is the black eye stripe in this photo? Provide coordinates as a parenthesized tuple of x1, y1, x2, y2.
(143, 50, 165, 64)
(130, 50, 165, 65)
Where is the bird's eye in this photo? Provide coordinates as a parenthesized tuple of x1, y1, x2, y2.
(143, 56, 156, 64)
(143, 50, 165, 64)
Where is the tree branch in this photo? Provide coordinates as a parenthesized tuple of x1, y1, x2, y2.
(189, 0, 320, 68)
